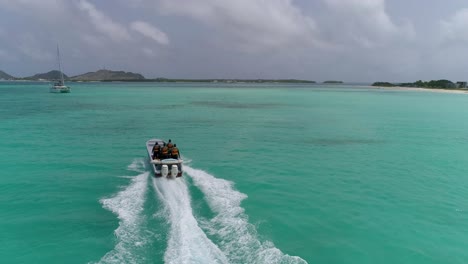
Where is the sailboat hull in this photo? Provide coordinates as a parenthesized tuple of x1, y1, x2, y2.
(50, 86, 71, 93)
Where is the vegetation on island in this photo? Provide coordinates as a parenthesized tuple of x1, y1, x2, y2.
(323, 80, 343, 84)
(372, 80, 465, 89)
(399, 80, 456, 88)
(70, 70, 144, 81)
(372, 82, 395, 87)
(24, 70, 69, 81)
(0, 69, 144, 82)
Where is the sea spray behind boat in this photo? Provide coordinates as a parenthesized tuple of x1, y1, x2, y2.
(185, 166, 307, 264)
(152, 177, 229, 264)
(97, 165, 150, 263)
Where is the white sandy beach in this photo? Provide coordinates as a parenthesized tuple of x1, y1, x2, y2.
(370, 86, 468, 94)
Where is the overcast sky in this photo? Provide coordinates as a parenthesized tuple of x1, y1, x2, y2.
(1, 0, 468, 82)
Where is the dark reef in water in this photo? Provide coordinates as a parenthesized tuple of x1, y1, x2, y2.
(304, 138, 385, 146)
(191, 101, 283, 109)
(323, 81, 343, 84)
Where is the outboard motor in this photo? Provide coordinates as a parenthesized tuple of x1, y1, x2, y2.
(161, 165, 169, 177)
(171, 165, 178, 177)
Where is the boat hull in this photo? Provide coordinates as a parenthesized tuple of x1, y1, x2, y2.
(50, 86, 71, 93)
(146, 139, 183, 178)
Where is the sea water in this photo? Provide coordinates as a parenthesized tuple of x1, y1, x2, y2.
(1, 82, 468, 264)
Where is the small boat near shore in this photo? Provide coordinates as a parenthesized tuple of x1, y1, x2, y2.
(146, 138, 183, 178)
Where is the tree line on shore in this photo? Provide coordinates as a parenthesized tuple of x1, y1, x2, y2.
(372, 80, 465, 89)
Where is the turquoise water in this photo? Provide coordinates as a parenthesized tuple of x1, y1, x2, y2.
(2, 82, 468, 264)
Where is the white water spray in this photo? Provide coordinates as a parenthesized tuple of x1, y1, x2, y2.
(152, 177, 229, 264)
(127, 159, 146, 173)
(184, 166, 307, 264)
(97, 160, 150, 264)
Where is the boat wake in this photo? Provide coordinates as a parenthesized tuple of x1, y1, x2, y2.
(97, 159, 306, 264)
(152, 177, 229, 264)
(184, 166, 307, 264)
(97, 160, 150, 264)
(126, 158, 146, 173)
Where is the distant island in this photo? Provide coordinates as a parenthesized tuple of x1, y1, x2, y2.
(0, 69, 315, 83)
(372, 80, 467, 89)
(70, 70, 144, 81)
(0, 70, 14, 80)
(23, 70, 70, 81)
(323, 81, 343, 84)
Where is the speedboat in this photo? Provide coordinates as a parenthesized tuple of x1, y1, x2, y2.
(146, 139, 183, 178)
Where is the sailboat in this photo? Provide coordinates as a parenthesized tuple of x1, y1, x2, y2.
(49, 45, 71, 93)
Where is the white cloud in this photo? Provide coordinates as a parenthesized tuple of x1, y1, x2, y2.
(130, 21, 169, 45)
(157, 0, 320, 51)
(77, 0, 131, 42)
(323, 0, 413, 47)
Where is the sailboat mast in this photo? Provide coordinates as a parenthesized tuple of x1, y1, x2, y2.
(57, 45, 65, 84)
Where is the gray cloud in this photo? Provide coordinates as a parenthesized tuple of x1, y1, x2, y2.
(77, 0, 131, 42)
(323, 0, 414, 48)
(0, 48, 15, 61)
(158, 0, 321, 51)
(142, 47, 157, 57)
(0, 0, 66, 15)
(130, 21, 169, 45)
(440, 9, 468, 44)
(18, 35, 54, 61)
(1, 0, 468, 81)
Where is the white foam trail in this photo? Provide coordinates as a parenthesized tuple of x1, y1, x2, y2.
(97, 165, 150, 264)
(152, 177, 229, 264)
(127, 158, 146, 173)
(185, 166, 307, 264)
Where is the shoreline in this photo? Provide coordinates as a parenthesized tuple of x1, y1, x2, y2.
(370, 85, 468, 94)
(0, 79, 316, 84)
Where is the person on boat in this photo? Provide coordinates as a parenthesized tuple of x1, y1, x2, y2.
(166, 139, 174, 157)
(152, 143, 160, 152)
(152, 144, 161, 159)
(161, 145, 169, 159)
(171, 144, 179, 159)
(167, 139, 173, 148)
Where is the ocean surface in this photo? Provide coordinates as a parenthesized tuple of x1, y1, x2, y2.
(2, 82, 468, 264)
